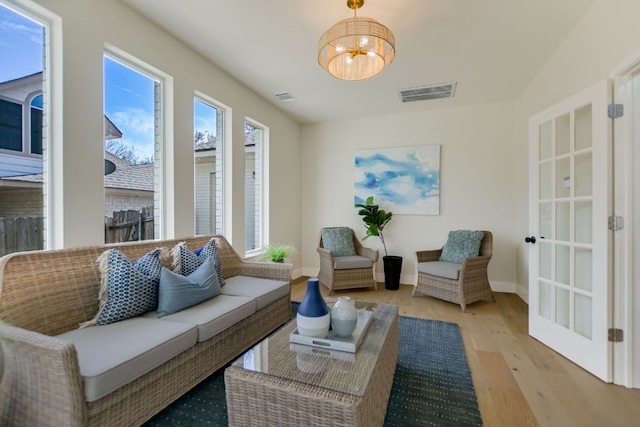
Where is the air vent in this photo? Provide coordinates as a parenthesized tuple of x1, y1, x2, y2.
(398, 82, 457, 103)
(274, 92, 296, 102)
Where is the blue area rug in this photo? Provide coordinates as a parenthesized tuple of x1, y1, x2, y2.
(145, 304, 482, 427)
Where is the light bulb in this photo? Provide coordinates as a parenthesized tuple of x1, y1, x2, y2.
(359, 37, 368, 47)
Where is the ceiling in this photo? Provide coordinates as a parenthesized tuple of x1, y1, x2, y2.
(120, 0, 595, 124)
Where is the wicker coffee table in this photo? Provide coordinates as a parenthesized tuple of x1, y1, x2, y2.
(224, 301, 399, 427)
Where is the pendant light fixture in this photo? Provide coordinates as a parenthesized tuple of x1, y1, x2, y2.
(318, 0, 395, 81)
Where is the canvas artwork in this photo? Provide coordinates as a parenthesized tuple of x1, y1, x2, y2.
(354, 145, 440, 215)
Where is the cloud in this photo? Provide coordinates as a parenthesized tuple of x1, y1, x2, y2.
(109, 108, 155, 160)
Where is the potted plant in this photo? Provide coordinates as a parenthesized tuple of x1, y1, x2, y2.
(256, 243, 296, 263)
(355, 196, 402, 290)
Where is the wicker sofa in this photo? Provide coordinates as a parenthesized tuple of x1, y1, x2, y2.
(0, 235, 292, 426)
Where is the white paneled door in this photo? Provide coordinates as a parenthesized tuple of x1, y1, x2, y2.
(528, 80, 612, 382)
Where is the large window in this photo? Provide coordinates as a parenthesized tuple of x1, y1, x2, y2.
(244, 119, 264, 254)
(103, 55, 161, 243)
(0, 3, 46, 256)
(194, 96, 224, 236)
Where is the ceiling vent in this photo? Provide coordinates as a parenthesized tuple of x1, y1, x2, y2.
(274, 92, 296, 102)
(398, 82, 457, 103)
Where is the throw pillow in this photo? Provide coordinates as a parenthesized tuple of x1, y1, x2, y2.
(171, 238, 225, 286)
(81, 248, 164, 327)
(157, 257, 221, 317)
(439, 230, 485, 264)
(321, 227, 356, 257)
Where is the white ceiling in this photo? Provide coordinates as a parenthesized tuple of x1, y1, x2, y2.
(120, 0, 595, 124)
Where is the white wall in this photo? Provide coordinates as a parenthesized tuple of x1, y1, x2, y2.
(301, 101, 518, 290)
(26, 0, 302, 269)
(514, 0, 640, 386)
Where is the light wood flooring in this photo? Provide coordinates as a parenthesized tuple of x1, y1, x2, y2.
(290, 278, 640, 427)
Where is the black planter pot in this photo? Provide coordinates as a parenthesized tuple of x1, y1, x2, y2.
(383, 255, 403, 290)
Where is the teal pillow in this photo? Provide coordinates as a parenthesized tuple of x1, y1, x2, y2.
(321, 227, 356, 257)
(171, 238, 225, 286)
(439, 230, 484, 264)
(82, 248, 164, 327)
(157, 258, 221, 317)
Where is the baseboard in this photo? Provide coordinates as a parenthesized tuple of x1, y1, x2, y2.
(515, 283, 529, 304)
(291, 267, 304, 280)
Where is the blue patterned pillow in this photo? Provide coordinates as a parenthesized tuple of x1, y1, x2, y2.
(157, 258, 221, 317)
(81, 248, 164, 327)
(171, 238, 225, 286)
(321, 227, 356, 257)
(439, 230, 484, 264)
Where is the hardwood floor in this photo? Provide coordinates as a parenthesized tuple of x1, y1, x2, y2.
(291, 277, 640, 427)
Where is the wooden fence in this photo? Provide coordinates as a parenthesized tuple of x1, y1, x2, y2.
(0, 208, 154, 257)
(0, 216, 44, 257)
(105, 207, 155, 243)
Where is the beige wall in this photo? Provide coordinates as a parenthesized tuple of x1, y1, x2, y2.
(301, 101, 518, 290)
(28, 0, 302, 270)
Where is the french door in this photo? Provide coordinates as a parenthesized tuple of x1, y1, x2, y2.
(527, 80, 612, 382)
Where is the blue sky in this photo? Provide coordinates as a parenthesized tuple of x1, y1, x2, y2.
(1, 4, 215, 161)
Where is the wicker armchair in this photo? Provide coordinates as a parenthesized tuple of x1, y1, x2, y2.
(413, 230, 494, 312)
(317, 227, 379, 295)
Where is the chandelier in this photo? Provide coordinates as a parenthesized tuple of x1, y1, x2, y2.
(318, 0, 395, 81)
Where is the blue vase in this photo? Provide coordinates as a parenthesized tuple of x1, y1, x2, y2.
(296, 278, 330, 338)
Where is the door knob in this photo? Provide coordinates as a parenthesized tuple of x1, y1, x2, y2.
(525, 236, 536, 244)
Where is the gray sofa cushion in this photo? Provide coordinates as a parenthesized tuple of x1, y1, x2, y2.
(333, 255, 373, 270)
(417, 261, 462, 280)
(56, 317, 197, 402)
(149, 295, 256, 342)
(221, 276, 290, 310)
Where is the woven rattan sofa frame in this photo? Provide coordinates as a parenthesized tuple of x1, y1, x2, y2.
(413, 230, 494, 312)
(0, 235, 292, 427)
(317, 227, 379, 295)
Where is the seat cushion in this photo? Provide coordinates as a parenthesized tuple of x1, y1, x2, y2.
(57, 317, 197, 402)
(418, 261, 462, 280)
(439, 230, 484, 263)
(221, 275, 290, 310)
(148, 294, 256, 342)
(333, 255, 373, 270)
(321, 227, 356, 256)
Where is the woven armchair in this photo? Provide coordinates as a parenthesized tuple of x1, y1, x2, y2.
(317, 227, 379, 295)
(413, 230, 494, 312)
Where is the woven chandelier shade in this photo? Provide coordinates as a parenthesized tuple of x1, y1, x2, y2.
(318, 1, 395, 81)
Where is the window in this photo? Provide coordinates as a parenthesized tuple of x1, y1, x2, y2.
(244, 119, 265, 254)
(194, 96, 225, 236)
(0, 3, 46, 256)
(103, 54, 161, 243)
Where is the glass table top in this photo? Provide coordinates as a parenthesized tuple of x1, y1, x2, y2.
(231, 301, 398, 397)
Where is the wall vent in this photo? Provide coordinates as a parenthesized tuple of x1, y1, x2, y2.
(398, 82, 457, 103)
(274, 92, 296, 102)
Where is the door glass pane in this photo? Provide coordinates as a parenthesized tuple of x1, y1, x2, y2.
(556, 157, 570, 198)
(575, 248, 592, 291)
(539, 161, 552, 199)
(556, 114, 570, 156)
(575, 152, 592, 197)
(575, 293, 592, 339)
(575, 201, 592, 243)
(539, 120, 552, 160)
(539, 242, 551, 280)
(539, 202, 552, 238)
(539, 281, 552, 320)
(556, 287, 570, 329)
(556, 245, 570, 285)
(556, 202, 570, 242)
(575, 104, 592, 151)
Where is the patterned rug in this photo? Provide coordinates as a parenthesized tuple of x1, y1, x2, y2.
(145, 304, 482, 427)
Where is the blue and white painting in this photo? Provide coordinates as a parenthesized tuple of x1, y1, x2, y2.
(355, 145, 440, 215)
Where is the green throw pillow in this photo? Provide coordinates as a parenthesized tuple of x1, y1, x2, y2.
(321, 227, 356, 257)
(439, 230, 484, 264)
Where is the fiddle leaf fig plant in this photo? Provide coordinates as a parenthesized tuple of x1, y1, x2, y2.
(355, 196, 393, 256)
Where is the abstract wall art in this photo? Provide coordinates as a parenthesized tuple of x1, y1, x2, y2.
(354, 145, 440, 215)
